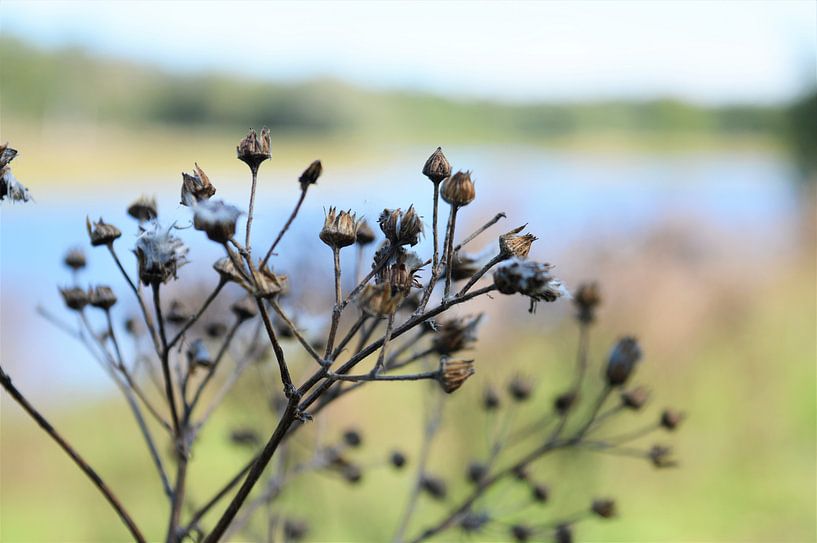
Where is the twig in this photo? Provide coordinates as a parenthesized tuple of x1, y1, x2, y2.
(261, 184, 309, 267)
(168, 280, 227, 350)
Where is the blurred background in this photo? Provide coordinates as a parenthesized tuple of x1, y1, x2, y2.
(1, 1, 815, 542)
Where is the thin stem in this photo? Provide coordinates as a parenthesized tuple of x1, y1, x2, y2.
(256, 298, 295, 397)
(328, 369, 439, 383)
(168, 280, 226, 350)
(268, 299, 324, 366)
(371, 313, 395, 375)
(330, 314, 368, 360)
(571, 386, 612, 442)
(167, 456, 189, 543)
(186, 317, 245, 418)
(443, 205, 459, 299)
(452, 212, 506, 254)
(245, 167, 259, 253)
(324, 246, 343, 358)
(108, 244, 161, 354)
(261, 185, 309, 267)
(0, 365, 146, 543)
(152, 283, 181, 434)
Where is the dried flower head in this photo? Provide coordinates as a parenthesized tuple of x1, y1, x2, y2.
(63, 248, 87, 271)
(299, 159, 322, 187)
(187, 339, 212, 368)
(605, 336, 642, 387)
(181, 163, 216, 206)
(510, 524, 532, 542)
(127, 195, 158, 222)
(378, 206, 424, 247)
(283, 519, 309, 542)
(236, 127, 271, 172)
(389, 450, 407, 469)
(320, 207, 360, 249)
(508, 375, 533, 402)
(133, 224, 189, 285)
(621, 386, 650, 410)
(342, 428, 363, 448)
(378, 251, 424, 294)
(482, 385, 501, 411)
(60, 287, 89, 311)
(591, 498, 617, 518)
(420, 475, 447, 500)
(531, 483, 550, 503)
(252, 265, 288, 298)
(449, 251, 483, 281)
(341, 463, 363, 484)
(438, 358, 475, 393)
(555, 524, 573, 543)
(460, 512, 491, 534)
(554, 390, 578, 414)
(499, 225, 537, 258)
(573, 282, 602, 323)
(660, 409, 685, 431)
(648, 444, 678, 468)
(231, 296, 258, 321)
(86, 217, 122, 247)
(358, 282, 405, 318)
(193, 199, 243, 243)
(441, 170, 476, 206)
(493, 258, 569, 312)
(422, 147, 451, 184)
(355, 219, 376, 246)
(229, 428, 260, 447)
(0, 143, 32, 204)
(166, 300, 190, 325)
(0, 143, 17, 168)
(89, 286, 117, 310)
(432, 314, 482, 355)
(213, 257, 247, 286)
(467, 461, 487, 484)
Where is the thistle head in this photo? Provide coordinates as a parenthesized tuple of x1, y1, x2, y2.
(133, 223, 189, 286)
(181, 163, 216, 206)
(89, 285, 117, 310)
(422, 146, 451, 184)
(605, 336, 642, 387)
(236, 128, 271, 173)
(498, 225, 537, 259)
(441, 170, 476, 206)
(378, 206, 424, 247)
(299, 159, 322, 188)
(127, 195, 158, 222)
(59, 287, 90, 312)
(86, 217, 122, 247)
(193, 199, 243, 243)
(573, 281, 602, 323)
(438, 358, 475, 393)
(320, 207, 360, 249)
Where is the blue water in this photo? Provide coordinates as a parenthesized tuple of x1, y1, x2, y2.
(0, 146, 800, 400)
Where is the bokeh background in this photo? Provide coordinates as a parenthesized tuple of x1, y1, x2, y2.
(1, 1, 815, 542)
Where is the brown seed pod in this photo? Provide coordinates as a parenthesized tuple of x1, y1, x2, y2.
(438, 358, 475, 393)
(422, 147, 451, 184)
(441, 170, 476, 206)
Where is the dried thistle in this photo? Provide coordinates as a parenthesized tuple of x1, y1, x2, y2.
(422, 147, 451, 184)
(236, 127, 271, 172)
(181, 163, 216, 206)
(591, 498, 617, 518)
(320, 207, 359, 249)
(573, 282, 602, 323)
(133, 224, 188, 285)
(0, 143, 32, 203)
(378, 206, 424, 247)
(660, 409, 685, 431)
(621, 385, 650, 410)
(299, 159, 322, 187)
(59, 287, 89, 311)
(438, 358, 475, 393)
(89, 286, 117, 310)
(605, 336, 642, 387)
(193, 199, 243, 243)
(358, 282, 405, 317)
(127, 195, 158, 222)
(86, 217, 122, 247)
(441, 170, 476, 206)
(499, 224, 537, 258)
(355, 219, 376, 246)
(63, 248, 87, 271)
(252, 265, 288, 298)
(493, 258, 569, 311)
(431, 314, 482, 355)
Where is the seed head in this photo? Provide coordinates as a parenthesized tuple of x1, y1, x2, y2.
(621, 386, 650, 410)
(605, 337, 642, 387)
(229, 428, 260, 447)
(554, 390, 577, 414)
(573, 282, 602, 323)
(186, 339, 212, 368)
(438, 358, 475, 393)
(510, 524, 532, 542)
(0, 143, 32, 204)
(60, 287, 89, 311)
(482, 385, 501, 411)
(358, 282, 405, 318)
(320, 207, 360, 249)
(252, 265, 288, 298)
(591, 498, 617, 518)
(213, 257, 248, 286)
(378, 206, 424, 247)
(342, 428, 363, 448)
(236, 128, 271, 172)
(166, 300, 190, 325)
(648, 444, 678, 468)
(181, 163, 216, 206)
(420, 475, 447, 500)
(355, 219, 376, 246)
(231, 296, 258, 321)
(0, 143, 17, 168)
(499, 225, 537, 258)
(283, 519, 309, 542)
(193, 199, 243, 243)
(449, 251, 483, 281)
(341, 463, 363, 485)
(467, 461, 487, 484)
(133, 224, 189, 285)
(389, 450, 407, 469)
(89, 286, 117, 310)
(555, 524, 573, 543)
(422, 147, 451, 184)
(127, 195, 158, 222)
(441, 170, 476, 206)
(508, 375, 533, 402)
(378, 251, 424, 294)
(493, 258, 569, 313)
(460, 511, 491, 534)
(86, 217, 122, 247)
(432, 314, 482, 355)
(660, 409, 685, 431)
(205, 322, 227, 338)
(63, 248, 87, 271)
(531, 483, 550, 503)
(299, 159, 322, 187)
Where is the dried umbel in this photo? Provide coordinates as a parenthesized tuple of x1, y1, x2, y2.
(493, 258, 569, 311)
(605, 336, 642, 387)
(186, 339, 212, 368)
(299, 159, 322, 187)
(431, 314, 482, 355)
(89, 286, 117, 310)
(355, 219, 376, 246)
(181, 163, 216, 206)
(60, 287, 89, 311)
(193, 199, 243, 243)
(648, 444, 678, 468)
(378, 206, 424, 247)
(236, 127, 271, 172)
(621, 385, 650, 410)
(63, 248, 87, 271)
(86, 217, 122, 247)
(499, 225, 537, 259)
(127, 195, 158, 222)
(660, 409, 685, 431)
(573, 282, 602, 323)
(591, 498, 617, 518)
(422, 147, 451, 184)
(320, 207, 359, 249)
(438, 358, 475, 393)
(441, 170, 476, 206)
(358, 282, 405, 317)
(133, 224, 189, 285)
(0, 143, 32, 204)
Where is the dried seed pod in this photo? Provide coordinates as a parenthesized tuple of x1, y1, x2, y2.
(591, 498, 616, 518)
(389, 450, 407, 469)
(213, 257, 247, 286)
(420, 475, 447, 500)
(60, 287, 89, 311)
(499, 225, 537, 258)
(341, 463, 363, 485)
(460, 511, 491, 534)
(229, 428, 260, 447)
(342, 428, 363, 448)
(648, 444, 677, 468)
(378, 206, 424, 247)
(355, 219, 376, 246)
(554, 390, 577, 414)
(441, 170, 475, 206)
(236, 128, 271, 172)
(573, 282, 602, 324)
(166, 300, 190, 325)
(621, 386, 650, 410)
(231, 296, 258, 321)
(283, 519, 309, 542)
(508, 375, 533, 402)
(432, 314, 482, 356)
(299, 159, 322, 187)
(438, 358, 475, 393)
(133, 224, 188, 285)
(422, 147, 451, 184)
(0, 143, 31, 204)
(0, 143, 17, 168)
(63, 248, 87, 271)
(193, 199, 243, 243)
(605, 337, 642, 387)
(493, 258, 569, 312)
(531, 483, 550, 503)
(252, 265, 288, 298)
(127, 195, 158, 222)
(358, 282, 405, 318)
(320, 207, 359, 249)
(86, 217, 122, 247)
(449, 251, 483, 281)
(186, 339, 212, 368)
(660, 409, 685, 431)
(482, 385, 501, 411)
(510, 524, 532, 542)
(466, 461, 487, 484)
(378, 251, 424, 294)
(555, 524, 573, 543)
(205, 322, 227, 338)
(181, 163, 216, 206)
(89, 285, 117, 310)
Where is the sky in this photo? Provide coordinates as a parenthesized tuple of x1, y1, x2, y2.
(0, 0, 814, 104)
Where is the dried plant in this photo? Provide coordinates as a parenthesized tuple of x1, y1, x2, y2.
(0, 135, 683, 543)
